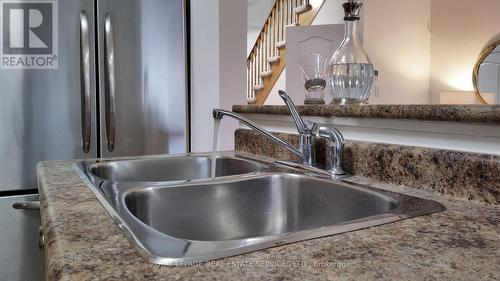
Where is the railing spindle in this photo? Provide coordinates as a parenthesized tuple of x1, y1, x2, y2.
(288, 0, 292, 26)
(247, 61, 250, 100)
(249, 62, 252, 100)
(277, 0, 281, 43)
(264, 24, 267, 72)
(266, 29, 269, 70)
(273, 8, 277, 56)
(291, 0, 295, 25)
(285, 0, 289, 27)
(267, 22, 271, 70)
(258, 39, 262, 82)
(283, 0, 286, 40)
(252, 54, 256, 87)
(282, 0, 286, 40)
(292, 0, 300, 25)
(256, 40, 260, 86)
(258, 39, 261, 78)
(262, 36, 265, 76)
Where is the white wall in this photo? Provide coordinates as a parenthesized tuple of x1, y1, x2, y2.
(190, 0, 246, 152)
(219, 0, 247, 150)
(312, 0, 344, 26)
(264, 68, 287, 105)
(190, 0, 220, 152)
(247, 0, 275, 55)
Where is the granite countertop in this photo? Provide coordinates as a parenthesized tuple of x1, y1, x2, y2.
(232, 104, 500, 124)
(38, 159, 500, 281)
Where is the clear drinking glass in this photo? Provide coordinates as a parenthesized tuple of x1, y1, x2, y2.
(328, 0, 374, 104)
(299, 53, 328, 104)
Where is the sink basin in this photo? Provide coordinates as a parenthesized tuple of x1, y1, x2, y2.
(75, 152, 445, 265)
(89, 155, 266, 182)
(125, 174, 397, 241)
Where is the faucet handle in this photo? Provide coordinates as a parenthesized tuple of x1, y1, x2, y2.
(278, 90, 311, 134)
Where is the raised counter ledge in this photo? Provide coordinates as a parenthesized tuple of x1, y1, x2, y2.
(38, 159, 500, 281)
(232, 104, 500, 124)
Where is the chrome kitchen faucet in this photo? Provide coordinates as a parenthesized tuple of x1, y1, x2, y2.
(213, 90, 347, 178)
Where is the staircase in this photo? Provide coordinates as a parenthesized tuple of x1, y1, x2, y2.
(246, 0, 326, 105)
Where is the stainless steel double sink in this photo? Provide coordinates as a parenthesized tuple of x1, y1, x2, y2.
(76, 152, 445, 265)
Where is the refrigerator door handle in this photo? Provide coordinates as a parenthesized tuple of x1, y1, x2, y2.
(104, 13, 116, 152)
(80, 11, 91, 153)
(12, 201, 40, 210)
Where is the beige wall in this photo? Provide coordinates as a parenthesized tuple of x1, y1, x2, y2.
(430, 0, 500, 103)
(364, 0, 431, 104)
(367, 0, 500, 104)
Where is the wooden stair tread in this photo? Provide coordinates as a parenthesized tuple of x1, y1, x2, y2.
(295, 3, 312, 14)
(260, 70, 273, 78)
(252, 84, 264, 91)
(276, 40, 286, 49)
(268, 56, 281, 63)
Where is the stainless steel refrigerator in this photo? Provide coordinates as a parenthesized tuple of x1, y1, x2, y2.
(0, 0, 189, 279)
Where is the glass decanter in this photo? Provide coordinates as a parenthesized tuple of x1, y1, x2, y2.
(328, 0, 374, 104)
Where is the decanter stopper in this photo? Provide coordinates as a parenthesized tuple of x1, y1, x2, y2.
(342, 0, 362, 21)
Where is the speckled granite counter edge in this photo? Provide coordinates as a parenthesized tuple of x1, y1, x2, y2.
(235, 129, 500, 205)
(232, 104, 500, 124)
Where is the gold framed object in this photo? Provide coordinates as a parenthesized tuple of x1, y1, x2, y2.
(472, 33, 500, 104)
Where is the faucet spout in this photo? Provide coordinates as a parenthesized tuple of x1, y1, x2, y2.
(212, 109, 304, 160)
